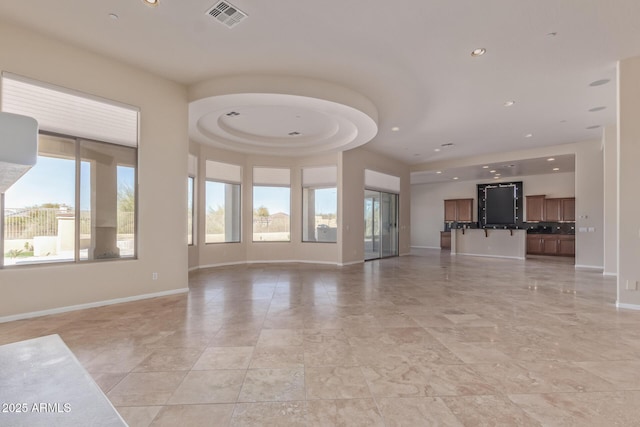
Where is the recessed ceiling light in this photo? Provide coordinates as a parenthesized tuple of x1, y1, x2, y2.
(495, 173, 501, 176)
(143, 0, 158, 5)
(490, 170, 496, 173)
(453, 177, 459, 180)
(504, 101, 515, 107)
(471, 48, 486, 57)
(547, 32, 558, 37)
(436, 171, 442, 174)
(391, 126, 400, 132)
(547, 158, 555, 161)
(434, 148, 441, 152)
(586, 125, 601, 130)
(493, 176, 500, 179)
(226, 111, 240, 116)
(589, 79, 610, 87)
(441, 142, 455, 147)
(588, 106, 606, 112)
(108, 13, 119, 20)
(288, 131, 301, 136)
(482, 165, 489, 169)
(524, 133, 533, 138)
(553, 167, 560, 171)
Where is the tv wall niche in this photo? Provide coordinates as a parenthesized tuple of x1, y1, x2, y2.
(477, 181, 524, 228)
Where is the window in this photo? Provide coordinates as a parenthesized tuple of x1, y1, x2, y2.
(253, 167, 290, 242)
(3, 135, 76, 265)
(302, 166, 338, 243)
(1, 73, 139, 267)
(187, 154, 197, 246)
(79, 140, 137, 260)
(205, 160, 241, 243)
(188, 177, 195, 245)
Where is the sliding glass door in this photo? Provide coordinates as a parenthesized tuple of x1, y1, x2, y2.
(364, 189, 398, 260)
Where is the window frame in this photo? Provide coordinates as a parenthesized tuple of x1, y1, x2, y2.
(187, 175, 196, 246)
(204, 178, 242, 245)
(0, 130, 139, 268)
(301, 185, 338, 244)
(252, 184, 292, 243)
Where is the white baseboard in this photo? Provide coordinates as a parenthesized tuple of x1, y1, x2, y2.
(603, 271, 618, 277)
(575, 264, 604, 271)
(339, 260, 364, 266)
(246, 259, 339, 266)
(455, 252, 525, 261)
(616, 302, 640, 311)
(195, 261, 247, 270)
(193, 260, 343, 271)
(0, 288, 189, 324)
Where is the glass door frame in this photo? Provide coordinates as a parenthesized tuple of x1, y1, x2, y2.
(364, 188, 399, 260)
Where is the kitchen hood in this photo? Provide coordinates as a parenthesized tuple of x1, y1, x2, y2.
(0, 112, 38, 193)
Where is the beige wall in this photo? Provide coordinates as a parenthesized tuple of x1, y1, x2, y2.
(341, 147, 411, 264)
(411, 171, 576, 249)
(602, 125, 618, 276)
(0, 22, 189, 319)
(617, 56, 640, 307)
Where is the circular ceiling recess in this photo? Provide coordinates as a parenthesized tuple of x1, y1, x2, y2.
(189, 76, 378, 156)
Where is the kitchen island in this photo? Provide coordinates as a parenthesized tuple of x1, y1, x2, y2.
(450, 228, 526, 260)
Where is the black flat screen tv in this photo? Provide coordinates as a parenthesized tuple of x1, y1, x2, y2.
(485, 185, 516, 225)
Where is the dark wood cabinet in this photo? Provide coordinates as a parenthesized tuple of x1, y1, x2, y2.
(558, 235, 575, 256)
(440, 231, 451, 250)
(526, 195, 546, 222)
(545, 198, 562, 222)
(444, 200, 457, 222)
(444, 198, 474, 222)
(562, 198, 575, 222)
(543, 235, 559, 254)
(527, 234, 575, 256)
(528, 196, 575, 222)
(526, 235, 544, 254)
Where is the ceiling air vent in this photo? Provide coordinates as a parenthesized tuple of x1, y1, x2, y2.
(206, 1, 247, 28)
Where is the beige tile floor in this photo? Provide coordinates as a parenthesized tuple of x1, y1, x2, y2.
(2, 249, 640, 426)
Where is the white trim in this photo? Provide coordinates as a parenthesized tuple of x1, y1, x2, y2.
(193, 260, 343, 270)
(0, 288, 189, 324)
(411, 245, 441, 249)
(603, 271, 618, 277)
(454, 252, 525, 261)
(339, 260, 364, 266)
(195, 261, 247, 270)
(575, 264, 604, 271)
(616, 302, 640, 311)
(246, 259, 339, 266)
(188, 265, 200, 272)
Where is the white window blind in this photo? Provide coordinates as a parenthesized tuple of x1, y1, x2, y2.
(1, 72, 139, 147)
(188, 154, 198, 176)
(206, 160, 242, 183)
(302, 166, 337, 187)
(253, 167, 290, 186)
(365, 169, 400, 193)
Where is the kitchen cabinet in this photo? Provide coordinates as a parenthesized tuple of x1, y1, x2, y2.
(558, 235, 575, 256)
(526, 234, 575, 256)
(526, 195, 546, 222)
(545, 198, 562, 222)
(544, 197, 575, 222)
(562, 198, 575, 222)
(526, 235, 544, 254)
(440, 231, 451, 250)
(444, 198, 474, 222)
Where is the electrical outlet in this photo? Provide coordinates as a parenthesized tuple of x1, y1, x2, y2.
(626, 280, 639, 291)
(152, 272, 158, 280)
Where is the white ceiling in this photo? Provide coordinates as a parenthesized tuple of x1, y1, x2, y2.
(1, 0, 638, 165)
